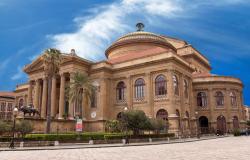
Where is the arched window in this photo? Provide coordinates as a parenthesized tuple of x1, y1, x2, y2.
(215, 91, 224, 106)
(185, 111, 189, 118)
(186, 111, 190, 129)
(116, 81, 126, 101)
(173, 75, 179, 95)
(184, 80, 188, 98)
(156, 109, 168, 121)
(155, 75, 167, 96)
(18, 99, 24, 108)
(134, 78, 145, 99)
(197, 92, 207, 107)
(91, 88, 97, 108)
(230, 92, 237, 107)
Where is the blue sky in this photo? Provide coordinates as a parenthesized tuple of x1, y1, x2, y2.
(0, 0, 249, 105)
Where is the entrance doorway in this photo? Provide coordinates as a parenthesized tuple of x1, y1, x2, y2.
(217, 115, 226, 135)
(232, 116, 239, 129)
(199, 116, 209, 134)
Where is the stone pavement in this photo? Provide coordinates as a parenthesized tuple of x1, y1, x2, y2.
(0, 136, 250, 160)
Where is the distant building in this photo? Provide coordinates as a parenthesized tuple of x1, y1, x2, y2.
(1, 24, 247, 134)
(0, 92, 15, 120)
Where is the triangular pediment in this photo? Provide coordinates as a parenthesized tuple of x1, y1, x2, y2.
(23, 52, 93, 73)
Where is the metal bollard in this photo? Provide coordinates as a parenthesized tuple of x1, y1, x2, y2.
(89, 140, 94, 145)
(54, 141, 59, 146)
(19, 141, 24, 148)
(122, 139, 126, 144)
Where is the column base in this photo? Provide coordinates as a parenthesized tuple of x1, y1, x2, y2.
(68, 117, 75, 120)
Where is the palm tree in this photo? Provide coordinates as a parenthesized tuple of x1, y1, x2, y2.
(42, 48, 62, 133)
(69, 72, 96, 119)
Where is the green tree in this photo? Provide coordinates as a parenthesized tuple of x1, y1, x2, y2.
(247, 120, 250, 128)
(150, 118, 168, 134)
(120, 110, 151, 135)
(16, 120, 33, 139)
(42, 48, 62, 133)
(0, 121, 11, 136)
(105, 120, 122, 133)
(69, 72, 95, 118)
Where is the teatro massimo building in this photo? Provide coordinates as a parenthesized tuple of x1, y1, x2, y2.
(9, 24, 247, 135)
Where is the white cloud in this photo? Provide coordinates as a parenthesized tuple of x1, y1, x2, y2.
(49, 0, 249, 61)
(11, 66, 24, 80)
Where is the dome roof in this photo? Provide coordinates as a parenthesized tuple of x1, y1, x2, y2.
(105, 31, 177, 58)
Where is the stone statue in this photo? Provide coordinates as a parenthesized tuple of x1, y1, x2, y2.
(19, 105, 40, 117)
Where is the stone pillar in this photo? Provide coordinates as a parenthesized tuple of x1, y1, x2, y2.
(167, 70, 179, 134)
(126, 75, 132, 110)
(146, 72, 153, 117)
(58, 74, 65, 119)
(27, 81, 33, 105)
(68, 73, 74, 120)
(41, 78, 48, 118)
(225, 88, 231, 131)
(208, 88, 215, 132)
(34, 79, 40, 110)
(51, 76, 57, 118)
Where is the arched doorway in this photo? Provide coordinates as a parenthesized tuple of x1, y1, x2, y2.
(217, 115, 226, 135)
(156, 109, 168, 121)
(232, 116, 239, 129)
(156, 109, 168, 131)
(117, 112, 122, 120)
(18, 99, 24, 108)
(199, 116, 209, 134)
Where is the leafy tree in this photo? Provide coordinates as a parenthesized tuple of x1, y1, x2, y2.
(105, 120, 122, 133)
(42, 48, 62, 133)
(0, 121, 11, 135)
(150, 118, 168, 134)
(16, 120, 33, 139)
(247, 120, 250, 128)
(69, 72, 96, 118)
(120, 110, 151, 135)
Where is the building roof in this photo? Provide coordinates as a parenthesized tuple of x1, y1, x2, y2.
(0, 92, 15, 98)
(105, 31, 177, 59)
(107, 46, 170, 64)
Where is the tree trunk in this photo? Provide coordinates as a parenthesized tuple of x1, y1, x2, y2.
(46, 77, 52, 133)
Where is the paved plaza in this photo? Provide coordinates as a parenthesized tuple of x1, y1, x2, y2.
(1, 137, 250, 160)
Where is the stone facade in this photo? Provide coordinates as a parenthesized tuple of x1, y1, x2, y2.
(0, 92, 15, 120)
(3, 29, 248, 135)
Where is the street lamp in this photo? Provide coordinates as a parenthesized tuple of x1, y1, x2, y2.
(195, 111, 200, 139)
(123, 106, 129, 144)
(9, 107, 18, 149)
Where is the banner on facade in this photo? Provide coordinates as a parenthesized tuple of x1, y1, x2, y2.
(76, 118, 83, 132)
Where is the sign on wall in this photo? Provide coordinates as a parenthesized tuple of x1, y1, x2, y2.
(76, 118, 83, 132)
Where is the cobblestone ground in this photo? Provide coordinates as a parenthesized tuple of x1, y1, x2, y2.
(1, 137, 250, 160)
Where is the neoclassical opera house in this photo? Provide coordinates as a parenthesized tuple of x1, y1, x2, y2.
(13, 24, 246, 135)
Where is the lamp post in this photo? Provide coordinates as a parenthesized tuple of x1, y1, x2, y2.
(195, 111, 200, 139)
(123, 106, 129, 144)
(9, 107, 18, 149)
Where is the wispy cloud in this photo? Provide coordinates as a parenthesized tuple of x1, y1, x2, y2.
(49, 0, 249, 61)
(11, 66, 25, 80)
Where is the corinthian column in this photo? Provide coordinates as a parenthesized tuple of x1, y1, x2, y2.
(68, 73, 74, 120)
(27, 81, 33, 105)
(51, 76, 57, 118)
(34, 79, 40, 110)
(58, 74, 65, 119)
(41, 78, 48, 118)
